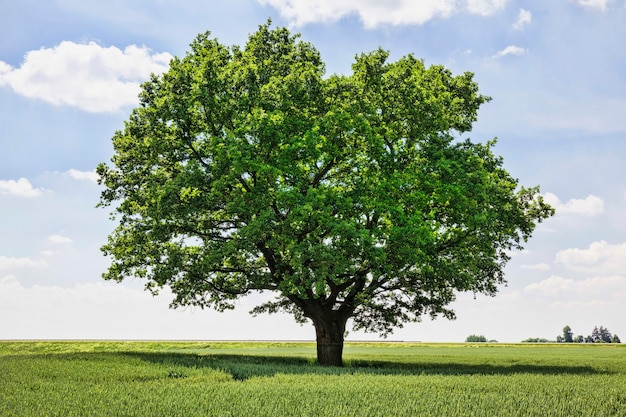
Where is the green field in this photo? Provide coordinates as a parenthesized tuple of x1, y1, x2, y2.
(1, 341, 625, 416)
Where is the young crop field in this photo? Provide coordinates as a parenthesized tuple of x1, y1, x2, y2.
(1, 341, 625, 416)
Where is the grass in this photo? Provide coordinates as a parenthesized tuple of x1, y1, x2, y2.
(1, 341, 625, 416)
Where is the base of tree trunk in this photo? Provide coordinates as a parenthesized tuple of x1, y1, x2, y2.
(310, 310, 349, 366)
(316, 340, 344, 367)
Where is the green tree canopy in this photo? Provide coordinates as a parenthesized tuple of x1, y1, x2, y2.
(465, 335, 488, 343)
(97, 22, 554, 366)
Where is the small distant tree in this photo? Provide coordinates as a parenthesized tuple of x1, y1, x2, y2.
(612, 334, 621, 344)
(573, 335, 584, 343)
(556, 325, 574, 343)
(599, 326, 613, 343)
(591, 326, 602, 343)
(562, 325, 574, 343)
(466, 335, 487, 342)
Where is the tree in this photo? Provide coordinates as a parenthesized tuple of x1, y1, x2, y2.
(559, 325, 574, 343)
(612, 334, 621, 344)
(521, 338, 552, 343)
(465, 335, 487, 342)
(599, 326, 613, 343)
(97, 22, 554, 366)
(591, 326, 602, 343)
(589, 326, 616, 343)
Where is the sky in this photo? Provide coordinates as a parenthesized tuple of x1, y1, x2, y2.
(1, 0, 625, 343)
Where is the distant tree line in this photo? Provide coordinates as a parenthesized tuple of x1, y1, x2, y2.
(521, 337, 552, 343)
(522, 325, 621, 343)
(557, 325, 620, 343)
(465, 335, 498, 343)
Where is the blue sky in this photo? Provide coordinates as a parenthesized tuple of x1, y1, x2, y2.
(1, 0, 625, 342)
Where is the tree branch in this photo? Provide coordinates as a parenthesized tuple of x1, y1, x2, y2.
(311, 158, 335, 188)
(237, 176, 252, 193)
(179, 139, 212, 172)
(336, 269, 369, 316)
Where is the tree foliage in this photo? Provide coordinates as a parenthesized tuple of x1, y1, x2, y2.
(556, 325, 574, 343)
(556, 325, 620, 344)
(97, 22, 554, 365)
(521, 338, 552, 343)
(465, 335, 488, 342)
(591, 326, 614, 343)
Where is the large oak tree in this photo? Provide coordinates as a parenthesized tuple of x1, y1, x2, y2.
(98, 23, 554, 366)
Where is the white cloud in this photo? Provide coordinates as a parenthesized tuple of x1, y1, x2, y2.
(525, 275, 575, 294)
(0, 61, 11, 75)
(466, 0, 507, 16)
(257, 0, 507, 28)
(0, 41, 172, 113)
(0, 178, 47, 198)
(0, 256, 48, 270)
(0, 275, 21, 292)
(513, 8, 532, 29)
(555, 240, 626, 274)
(0, 278, 314, 340)
(524, 274, 626, 303)
(575, 0, 608, 10)
(494, 45, 527, 58)
(543, 193, 604, 216)
(64, 169, 99, 183)
(521, 262, 551, 271)
(48, 234, 73, 244)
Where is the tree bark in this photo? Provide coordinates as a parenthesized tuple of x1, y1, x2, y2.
(312, 313, 347, 367)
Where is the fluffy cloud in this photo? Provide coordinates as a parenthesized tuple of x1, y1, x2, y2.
(543, 193, 604, 216)
(0, 178, 47, 198)
(575, 0, 608, 10)
(0, 41, 172, 113)
(0, 275, 21, 291)
(513, 8, 532, 29)
(524, 274, 626, 303)
(48, 234, 73, 244)
(521, 262, 551, 271)
(257, 0, 507, 28)
(555, 240, 626, 274)
(466, 0, 507, 16)
(0, 277, 313, 340)
(0, 256, 48, 270)
(64, 169, 99, 183)
(525, 275, 575, 294)
(494, 45, 527, 58)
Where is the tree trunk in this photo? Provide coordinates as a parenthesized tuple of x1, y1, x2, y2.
(312, 314, 347, 367)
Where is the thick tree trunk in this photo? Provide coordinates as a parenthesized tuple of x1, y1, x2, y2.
(312, 314, 347, 367)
